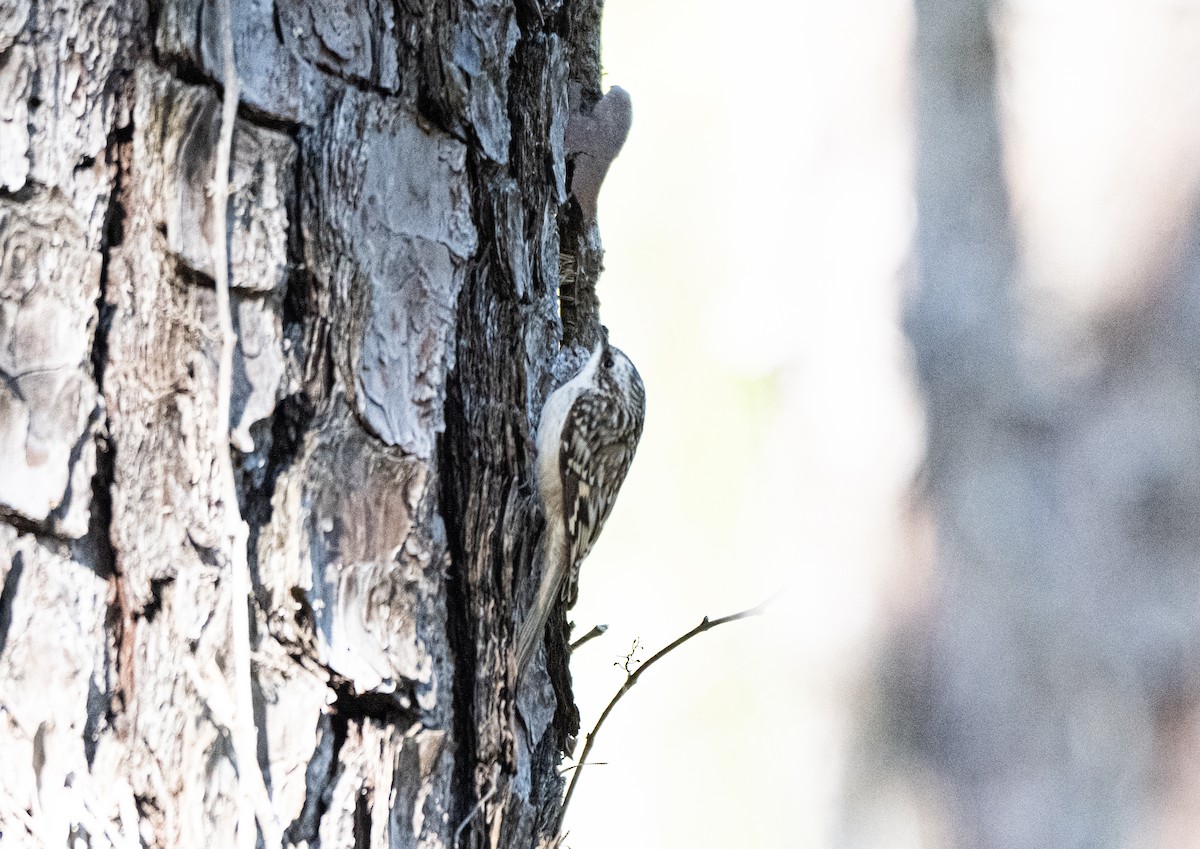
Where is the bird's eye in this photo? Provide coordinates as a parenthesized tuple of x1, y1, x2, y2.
(602, 352, 615, 369)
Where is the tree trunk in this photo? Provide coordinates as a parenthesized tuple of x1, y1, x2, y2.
(848, 1, 1200, 846)
(0, 0, 610, 846)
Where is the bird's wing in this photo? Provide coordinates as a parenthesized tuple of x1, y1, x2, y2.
(558, 389, 640, 606)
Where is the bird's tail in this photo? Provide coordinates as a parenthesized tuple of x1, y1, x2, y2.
(516, 523, 567, 678)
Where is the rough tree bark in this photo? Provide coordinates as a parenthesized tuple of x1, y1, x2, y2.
(0, 0, 619, 846)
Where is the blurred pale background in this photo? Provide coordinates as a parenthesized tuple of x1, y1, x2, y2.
(565, 0, 919, 846)
(560, 0, 1200, 847)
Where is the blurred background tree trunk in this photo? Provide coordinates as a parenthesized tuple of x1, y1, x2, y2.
(0, 0, 600, 846)
(850, 0, 1200, 846)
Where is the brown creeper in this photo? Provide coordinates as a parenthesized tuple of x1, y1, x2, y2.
(516, 338, 646, 677)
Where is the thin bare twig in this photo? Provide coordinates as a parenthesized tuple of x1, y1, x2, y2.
(211, 0, 239, 479)
(560, 598, 772, 819)
(184, 657, 280, 847)
(556, 761, 607, 774)
(618, 638, 642, 675)
(208, 4, 277, 848)
(453, 767, 499, 849)
(569, 624, 607, 651)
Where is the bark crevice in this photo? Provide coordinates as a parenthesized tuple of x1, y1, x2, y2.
(281, 715, 337, 846)
(437, 386, 483, 838)
(0, 552, 24, 659)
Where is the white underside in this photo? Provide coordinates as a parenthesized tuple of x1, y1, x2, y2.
(516, 344, 603, 676)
